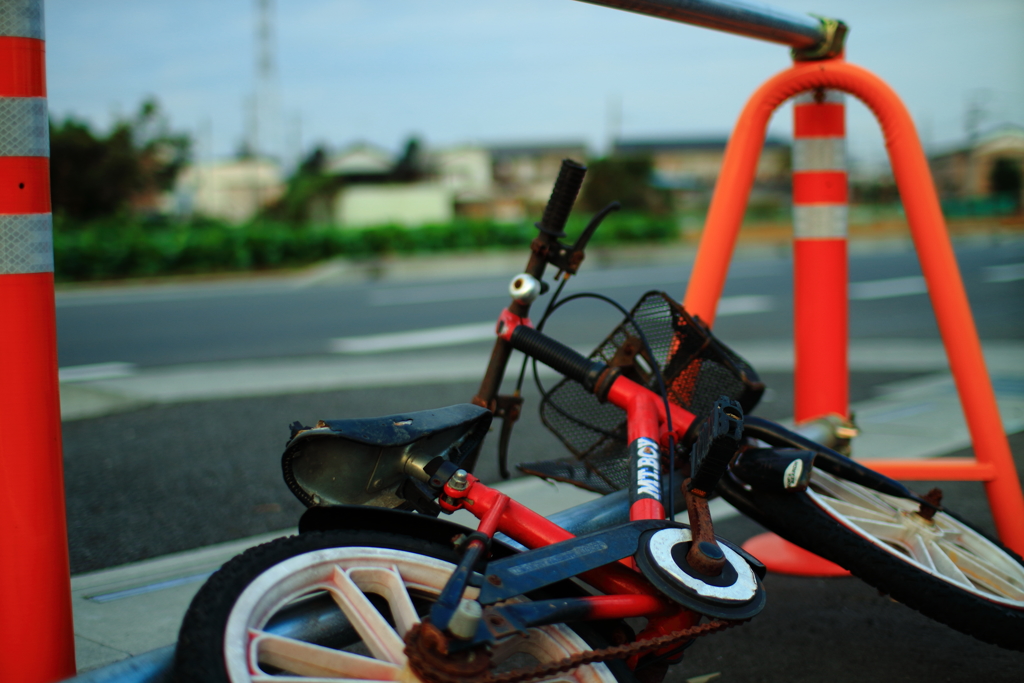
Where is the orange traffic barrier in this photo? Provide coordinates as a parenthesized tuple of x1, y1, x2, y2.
(0, 1, 78, 680)
(682, 56, 1024, 556)
(792, 90, 848, 423)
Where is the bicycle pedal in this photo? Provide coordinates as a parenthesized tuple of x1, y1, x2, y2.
(688, 397, 744, 497)
(635, 525, 765, 620)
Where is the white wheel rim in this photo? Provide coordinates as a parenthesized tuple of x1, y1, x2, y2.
(223, 546, 618, 683)
(806, 470, 1024, 607)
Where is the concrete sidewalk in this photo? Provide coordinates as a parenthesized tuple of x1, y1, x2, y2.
(67, 357, 1024, 674)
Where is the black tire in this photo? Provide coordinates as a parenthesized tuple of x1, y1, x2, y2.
(718, 467, 1024, 650)
(173, 530, 633, 683)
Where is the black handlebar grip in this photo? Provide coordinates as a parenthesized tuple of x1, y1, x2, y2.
(535, 159, 587, 239)
(509, 325, 606, 393)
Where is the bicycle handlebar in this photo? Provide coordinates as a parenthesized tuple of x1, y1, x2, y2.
(574, 0, 846, 58)
(537, 159, 587, 239)
(509, 325, 607, 393)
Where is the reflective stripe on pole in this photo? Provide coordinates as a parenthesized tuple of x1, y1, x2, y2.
(792, 89, 848, 423)
(0, 1, 78, 681)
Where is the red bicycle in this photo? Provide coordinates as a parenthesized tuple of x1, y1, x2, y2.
(171, 156, 1024, 683)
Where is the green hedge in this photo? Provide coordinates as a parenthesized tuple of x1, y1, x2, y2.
(53, 213, 678, 282)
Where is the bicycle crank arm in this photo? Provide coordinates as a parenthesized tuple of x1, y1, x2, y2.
(478, 520, 669, 604)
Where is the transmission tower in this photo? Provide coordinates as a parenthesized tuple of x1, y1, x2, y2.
(252, 0, 278, 161)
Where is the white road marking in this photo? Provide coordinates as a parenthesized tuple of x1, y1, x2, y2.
(983, 262, 1024, 283)
(59, 362, 138, 383)
(339, 294, 774, 354)
(366, 263, 788, 307)
(716, 295, 775, 316)
(849, 275, 927, 300)
(330, 322, 496, 354)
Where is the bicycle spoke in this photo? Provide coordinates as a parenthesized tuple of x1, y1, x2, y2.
(840, 515, 908, 545)
(807, 467, 1024, 609)
(922, 541, 973, 588)
(823, 497, 899, 525)
(329, 565, 407, 665)
(939, 542, 1024, 600)
(348, 565, 421, 638)
(501, 626, 617, 683)
(939, 524, 1024, 577)
(250, 629, 402, 680)
(813, 474, 899, 512)
(906, 533, 938, 572)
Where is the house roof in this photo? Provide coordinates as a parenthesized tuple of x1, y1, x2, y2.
(613, 135, 789, 153)
(325, 143, 394, 175)
(486, 141, 588, 160)
(929, 124, 1024, 160)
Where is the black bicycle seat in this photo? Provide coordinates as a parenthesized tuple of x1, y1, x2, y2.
(282, 404, 492, 508)
(310, 404, 491, 448)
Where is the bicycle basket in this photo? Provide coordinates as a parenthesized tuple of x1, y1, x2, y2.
(519, 291, 764, 494)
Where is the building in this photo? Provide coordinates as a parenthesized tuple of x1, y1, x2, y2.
(930, 126, 1024, 211)
(327, 141, 590, 227)
(322, 142, 454, 227)
(488, 142, 590, 219)
(334, 183, 454, 228)
(613, 136, 791, 192)
(174, 158, 284, 224)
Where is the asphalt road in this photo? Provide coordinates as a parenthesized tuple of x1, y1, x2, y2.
(58, 237, 1024, 574)
(55, 238, 1024, 368)
(60, 385, 1024, 681)
(56, 237, 1024, 680)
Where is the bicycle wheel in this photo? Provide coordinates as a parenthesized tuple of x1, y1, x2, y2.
(719, 467, 1024, 650)
(174, 530, 629, 683)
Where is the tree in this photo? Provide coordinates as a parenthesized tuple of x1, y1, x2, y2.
(578, 155, 668, 214)
(50, 99, 190, 221)
(264, 146, 341, 224)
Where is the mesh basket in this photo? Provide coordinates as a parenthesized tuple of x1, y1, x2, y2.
(518, 291, 764, 494)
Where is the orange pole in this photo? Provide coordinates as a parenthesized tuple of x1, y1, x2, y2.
(0, 1, 78, 680)
(683, 57, 1024, 555)
(791, 90, 848, 423)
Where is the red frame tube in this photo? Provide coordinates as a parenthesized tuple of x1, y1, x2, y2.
(579, 594, 674, 620)
(607, 376, 696, 447)
(609, 375, 696, 521)
(681, 57, 1024, 554)
(441, 474, 700, 641)
(440, 369, 705, 636)
(442, 473, 667, 599)
(623, 389, 667, 520)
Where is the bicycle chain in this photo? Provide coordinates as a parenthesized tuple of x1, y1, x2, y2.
(405, 617, 742, 683)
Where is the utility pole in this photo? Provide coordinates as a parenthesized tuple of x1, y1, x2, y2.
(252, 0, 277, 217)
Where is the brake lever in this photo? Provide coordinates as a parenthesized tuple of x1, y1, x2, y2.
(573, 200, 621, 253)
(544, 201, 622, 278)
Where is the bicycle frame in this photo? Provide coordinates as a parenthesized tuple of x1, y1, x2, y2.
(427, 306, 724, 650)
(437, 472, 703, 646)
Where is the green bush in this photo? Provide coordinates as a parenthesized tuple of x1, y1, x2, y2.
(53, 212, 678, 282)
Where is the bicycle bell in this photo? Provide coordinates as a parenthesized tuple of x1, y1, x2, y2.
(509, 273, 542, 304)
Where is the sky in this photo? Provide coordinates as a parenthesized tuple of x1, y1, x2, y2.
(45, 0, 1024, 175)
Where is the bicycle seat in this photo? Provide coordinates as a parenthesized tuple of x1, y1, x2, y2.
(282, 404, 491, 508)
(312, 404, 490, 448)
